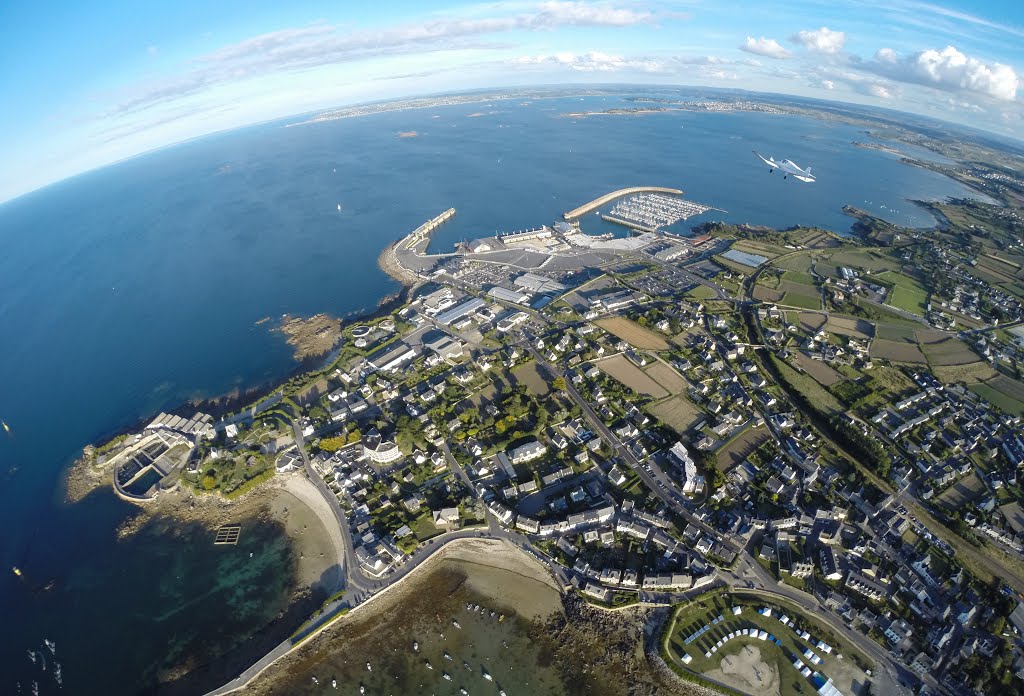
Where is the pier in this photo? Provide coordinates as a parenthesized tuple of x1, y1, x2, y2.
(600, 214, 658, 234)
(403, 208, 456, 251)
(562, 186, 682, 220)
(214, 525, 241, 545)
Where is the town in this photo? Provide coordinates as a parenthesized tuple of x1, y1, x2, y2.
(90, 186, 1024, 696)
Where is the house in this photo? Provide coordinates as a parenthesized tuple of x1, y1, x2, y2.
(509, 440, 547, 464)
(432, 507, 461, 528)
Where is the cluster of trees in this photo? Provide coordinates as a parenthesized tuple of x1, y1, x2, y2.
(319, 429, 361, 451)
(829, 416, 892, 478)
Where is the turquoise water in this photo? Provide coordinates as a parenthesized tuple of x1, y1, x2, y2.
(0, 88, 987, 693)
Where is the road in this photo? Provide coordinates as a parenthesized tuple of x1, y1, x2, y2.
(290, 421, 372, 594)
(524, 342, 738, 557)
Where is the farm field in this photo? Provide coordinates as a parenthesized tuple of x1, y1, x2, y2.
(511, 360, 550, 396)
(932, 362, 997, 384)
(716, 426, 771, 470)
(934, 474, 985, 512)
(825, 249, 901, 273)
(791, 351, 845, 386)
(968, 376, 1024, 416)
(643, 361, 688, 393)
(781, 291, 820, 310)
(874, 323, 918, 341)
(870, 338, 928, 363)
(648, 394, 704, 433)
(870, 269, 929, 314)
(919, 337, 980, 366)
(825, 315, 874, 339)
(773, 356, 844, 413)
(798, 312, 827, 333)
(597, 355, 669, 398)
(595, 316, 670, 351)
(753, 286, 784, 303)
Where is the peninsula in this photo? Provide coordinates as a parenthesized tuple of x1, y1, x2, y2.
(78, 153, 1024, 696)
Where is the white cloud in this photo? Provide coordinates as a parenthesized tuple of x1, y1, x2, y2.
(820, 80, 836, 90)
(109, 2, 654, 116)
(866, 83, 893, 98)
(866, 45, 1019, 100)
(511, 52, 735, 74)
(739, 36, 791, 59)
(790, 27, 845, 54)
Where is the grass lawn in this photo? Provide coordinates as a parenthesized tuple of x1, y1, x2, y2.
(874, 270, 929, 314)
(686, 284, 718, 300)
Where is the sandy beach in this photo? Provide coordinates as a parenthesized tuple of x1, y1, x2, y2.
(241, 537, 698, 696)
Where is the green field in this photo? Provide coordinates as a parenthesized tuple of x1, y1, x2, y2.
(773, 356, 844, 413)
(874, 270, 929, 314)
(781, 292, 821, 310)
(968, 382, 1024, 416)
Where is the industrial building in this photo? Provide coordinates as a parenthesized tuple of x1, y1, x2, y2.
(435, 297, 487, 326)
(514, 272, 567, 294)
(487, 286, 532, 305)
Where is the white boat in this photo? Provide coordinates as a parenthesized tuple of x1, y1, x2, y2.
(453, 619, 461, 629)
(366, 661, 372, 671)
(425, 661, 433, 670)
(443, 651, 453, 661)
(337, 204, 342, 212)
(500, 691, 507, 696)
(463, 661, 471, 670)
(311, 676, 319, 684)
(331, 678, 337, 689)
(413, 641, 419, 652)
(27, 650, 36, 664)
(443, 672, 452, 681)
(44, 640, 56, 655)
(460, 689, 468, 695)
(483, 670, 492, 681)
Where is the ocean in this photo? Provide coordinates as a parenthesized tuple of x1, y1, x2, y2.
(0, 88, 986, 694)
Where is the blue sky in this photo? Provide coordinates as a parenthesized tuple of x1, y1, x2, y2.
(1, 0, 1022, 203)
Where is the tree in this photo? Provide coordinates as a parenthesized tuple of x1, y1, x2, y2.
(319, 436, 346, 452)
(552, 376, 567, 391)
(200, 474, 218, 491)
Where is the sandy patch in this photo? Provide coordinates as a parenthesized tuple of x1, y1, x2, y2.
(705, 645, 780, 696)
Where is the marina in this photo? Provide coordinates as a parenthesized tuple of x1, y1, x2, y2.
(607, 192, 722, 230)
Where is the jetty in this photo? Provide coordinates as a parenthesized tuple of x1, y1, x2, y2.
(403, 208, 456, 252)
(562, 186, 682, 220)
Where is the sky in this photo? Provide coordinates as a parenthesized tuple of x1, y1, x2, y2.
(1, 0, 1023, 203)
